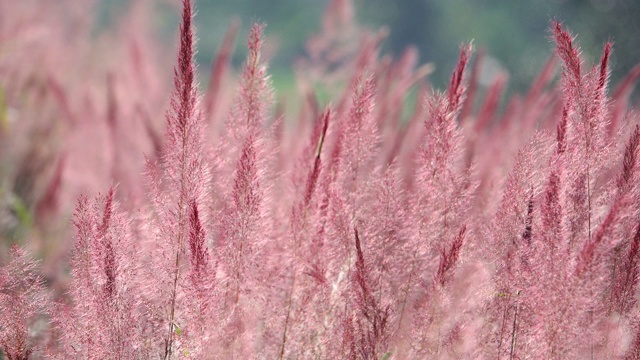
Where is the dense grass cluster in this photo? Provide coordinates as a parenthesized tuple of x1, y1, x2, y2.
(2, 0, 640, 358)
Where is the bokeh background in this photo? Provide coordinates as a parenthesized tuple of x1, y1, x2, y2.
(2, 0, 639, 270)
(97, 0, 640, 93)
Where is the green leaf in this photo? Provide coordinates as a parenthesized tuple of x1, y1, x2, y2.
(11, 195, 32, 229)
(381, 352, 391, 360)
(0, 86, 7, 132)
(13, 196, 31, 229)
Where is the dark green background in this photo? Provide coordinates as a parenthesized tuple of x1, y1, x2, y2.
(97, 0, 640, 93)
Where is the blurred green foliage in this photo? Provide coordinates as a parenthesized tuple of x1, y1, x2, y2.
(360, 0, 640, 92)
(96, 0, 640, 93)
(0, 87, 7, 132)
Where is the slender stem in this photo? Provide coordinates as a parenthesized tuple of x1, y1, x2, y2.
(497, 294, 509, 358)
(394, 253, 418, 338)
(164, 251, 181, 360)
(586, 126, 594, 360)
(587, 157, 592, 244)
(509, 296, 519, 360)
(278, 271, 297, 359)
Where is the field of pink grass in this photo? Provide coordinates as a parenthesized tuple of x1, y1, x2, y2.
(2, 0, 640, 358)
